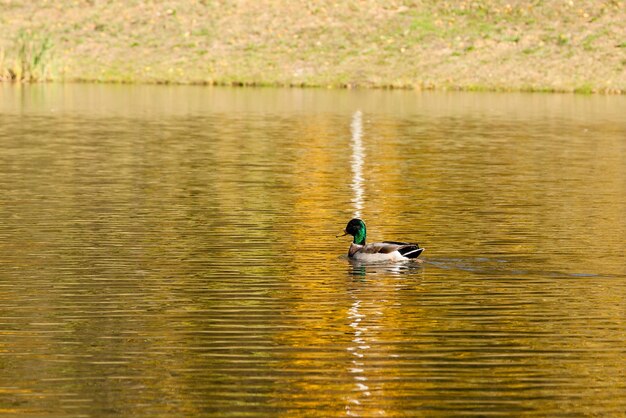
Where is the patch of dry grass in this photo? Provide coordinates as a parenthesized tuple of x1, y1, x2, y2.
(0, 0, 624, 92)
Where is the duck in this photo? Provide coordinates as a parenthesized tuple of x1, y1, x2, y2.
(337, 218, 424, 262)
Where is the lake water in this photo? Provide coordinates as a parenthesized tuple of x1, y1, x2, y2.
(1, 84, 625, 417)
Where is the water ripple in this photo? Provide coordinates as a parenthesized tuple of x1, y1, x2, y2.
(1, 86, 625, 417)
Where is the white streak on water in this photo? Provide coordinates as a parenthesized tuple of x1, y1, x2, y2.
(346, 110, 373, 417)
(346, 297, 370, 416)
(350, 110, 364, 219)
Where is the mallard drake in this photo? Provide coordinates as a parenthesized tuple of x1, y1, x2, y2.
(338, 218, 424, 262)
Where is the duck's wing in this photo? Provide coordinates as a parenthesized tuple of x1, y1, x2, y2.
(359, 243, 390, 254)
(381, 241, 424, 259)
(363, 242, 410, 254)
(382, 240, 419, 246)
(351, 242, 424, 259)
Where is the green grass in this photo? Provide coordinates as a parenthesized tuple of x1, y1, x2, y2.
(582, 31, 605, 51)
(556, 34, 570, 46)
(574, 83, 594, 94)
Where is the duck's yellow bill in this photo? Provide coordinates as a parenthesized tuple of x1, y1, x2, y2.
(336, 230, 348, 238)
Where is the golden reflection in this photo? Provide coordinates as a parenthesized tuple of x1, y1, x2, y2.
(0, 85, 625, 416)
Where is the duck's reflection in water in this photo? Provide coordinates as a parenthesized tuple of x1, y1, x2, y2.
(347, 258, 425, 278)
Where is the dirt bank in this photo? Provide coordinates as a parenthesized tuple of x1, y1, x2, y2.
(1, 0, 624, 93)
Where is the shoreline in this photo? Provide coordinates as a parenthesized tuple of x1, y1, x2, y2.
(2, 79, 623, 95)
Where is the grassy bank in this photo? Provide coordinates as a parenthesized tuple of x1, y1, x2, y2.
(1, 0, 624, 93)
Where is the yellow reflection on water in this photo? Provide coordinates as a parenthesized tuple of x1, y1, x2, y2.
(0, 85, 625, 416)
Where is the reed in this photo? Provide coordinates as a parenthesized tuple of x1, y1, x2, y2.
(0, 29, 53, 82)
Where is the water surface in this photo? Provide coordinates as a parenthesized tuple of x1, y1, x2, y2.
(1, 85, 625, 417)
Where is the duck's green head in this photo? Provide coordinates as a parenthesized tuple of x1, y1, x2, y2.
(341, 218, 367, 245)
